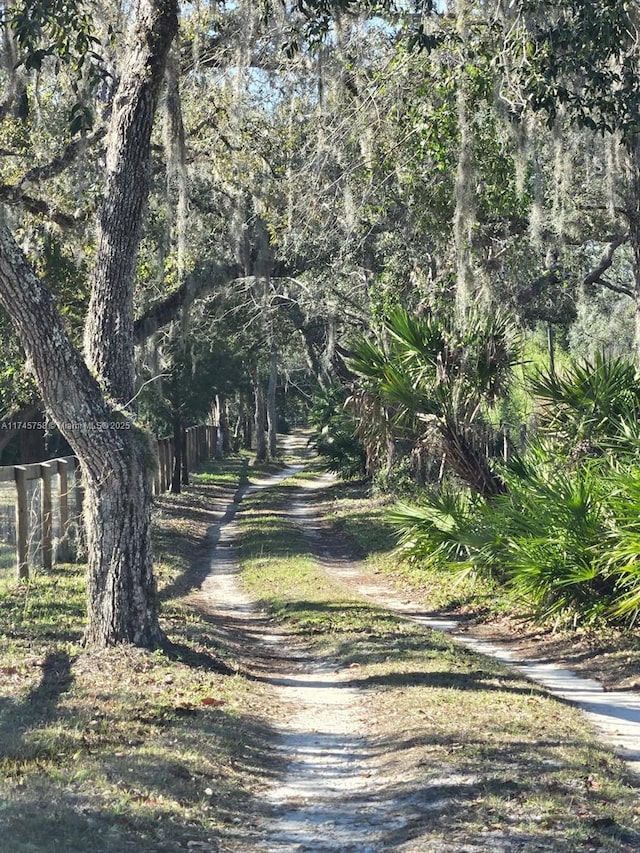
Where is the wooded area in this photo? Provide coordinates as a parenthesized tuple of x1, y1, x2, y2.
(1, 0, 640, 644)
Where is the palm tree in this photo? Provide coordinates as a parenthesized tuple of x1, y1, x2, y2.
(347, 306, 519, 496)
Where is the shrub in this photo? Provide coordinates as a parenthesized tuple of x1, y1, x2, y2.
(308, 384, 367, 480)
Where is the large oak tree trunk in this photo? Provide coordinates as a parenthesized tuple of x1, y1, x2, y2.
(0, 230, 164, 646)
(83, 439, 159, 646)
(85, 0, 179, 406)
(0, 0, 178, 647)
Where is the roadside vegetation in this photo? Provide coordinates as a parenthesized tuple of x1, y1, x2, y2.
(310, 308, 640, 638)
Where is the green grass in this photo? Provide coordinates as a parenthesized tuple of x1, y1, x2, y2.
(236, 468, 640, 851)
(3, 443, 640, 851)
(319, 478, 514, 618)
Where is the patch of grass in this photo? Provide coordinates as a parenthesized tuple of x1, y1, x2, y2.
(0, 453, 281, 853)
(321, 477, 640, 695)
(237, 469, 640, 852)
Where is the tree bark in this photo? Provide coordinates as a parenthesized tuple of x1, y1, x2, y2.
(267, 339, 278, 459)
(218, 394, 231, 454)
(171, 414, 183, 494)
(254, 374, 267, 463)
(180, 422, 189, 486)
(628, 142, 640, 365)
(0, 0, 178, 648)
(85, 0, 179, 405)
(0, 228, 163, 646)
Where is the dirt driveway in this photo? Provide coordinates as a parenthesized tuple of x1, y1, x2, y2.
(194, 453, 640, 853)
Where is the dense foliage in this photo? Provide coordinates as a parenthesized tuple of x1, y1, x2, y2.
(391, 355, 640, 628)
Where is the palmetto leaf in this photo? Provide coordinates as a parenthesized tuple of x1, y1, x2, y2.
(529, 352, 640, 450)
(348, 306, 518, 495)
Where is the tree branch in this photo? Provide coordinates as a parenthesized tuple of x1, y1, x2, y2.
(0, 184, 78, 228)
(134, 261, 243, 344)
(593, 277, 634, 298)
(0, 128, 108, 229)
(17, 127, 108, 187)
(0, 226, 120, 460)
(580, 235, 628, 290)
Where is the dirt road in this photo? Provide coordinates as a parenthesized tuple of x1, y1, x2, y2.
(196, 458, 640, 853)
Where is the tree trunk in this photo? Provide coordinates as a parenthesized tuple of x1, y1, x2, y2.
(218, 393, 231, 453)
(0, 228, 164, 646)
(629, 142, 640, 365)
(83, 439, 160, 647)
(267, 340, 278, 459)
(0, 0, 178, 648)
(85, 0, 179, 406)
(181, 422, 189, 486)
(254, 376, 267, 463)
(171, 414, 182, 494)
(243, 407, 253, 450)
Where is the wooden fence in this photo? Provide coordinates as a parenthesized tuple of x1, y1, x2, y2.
(0, 423, 218, 581)
(154, 424, 218, 495)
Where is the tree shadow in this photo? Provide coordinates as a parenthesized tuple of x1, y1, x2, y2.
(0, 648, 74, 768)
(26, 648, 73, 711)
(160, 638, 237, 675)
(257, 723, 640, 853)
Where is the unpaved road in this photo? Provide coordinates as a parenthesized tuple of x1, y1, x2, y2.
(199, 467, 437, 853)
(196, 461, 640, 853)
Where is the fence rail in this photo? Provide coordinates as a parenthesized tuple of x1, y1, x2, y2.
(0, 423, 218, 582)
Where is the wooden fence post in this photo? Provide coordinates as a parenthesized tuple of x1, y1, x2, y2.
(40, 462, 53, 572)
(14, 466, 28, 579)
(73, 459, 86, 562)
(57, 458, 70, 563)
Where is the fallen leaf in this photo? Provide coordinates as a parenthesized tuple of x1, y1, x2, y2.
(200, 697, 225, 707)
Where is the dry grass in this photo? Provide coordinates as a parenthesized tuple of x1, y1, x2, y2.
(0, 454, 282, 853)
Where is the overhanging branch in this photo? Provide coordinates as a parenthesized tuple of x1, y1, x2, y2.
(0, 185, 78, 228)
(581, 235, 628, 291)
(594, 277, 634, 298)
(134, 261, 243, 344)
(17, 127, 108, 187)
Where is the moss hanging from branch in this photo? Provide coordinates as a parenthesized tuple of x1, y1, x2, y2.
(452, 19, 477, 314)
